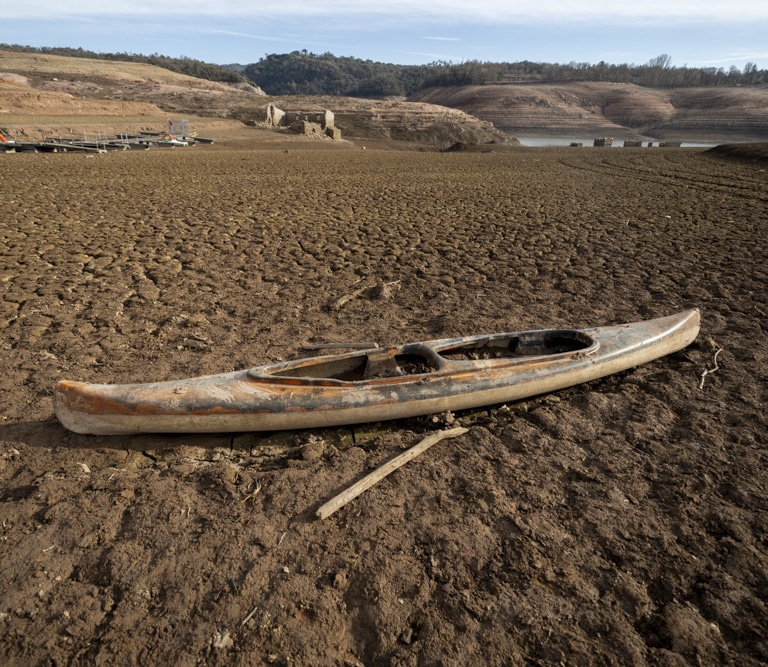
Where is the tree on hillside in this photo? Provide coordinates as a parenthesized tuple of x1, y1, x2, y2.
(646, 54, 673, 69)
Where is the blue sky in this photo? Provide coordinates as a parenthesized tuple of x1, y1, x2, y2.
(3, 0, 767, 70)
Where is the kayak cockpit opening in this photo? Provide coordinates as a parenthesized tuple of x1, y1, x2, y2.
(252, 346, 443, 384)
(247, 332, 596, 384)
(259, 355, 370, 382)
(437, 330, 596, 361)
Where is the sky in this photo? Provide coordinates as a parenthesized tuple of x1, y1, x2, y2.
(3, 0, 767, 71)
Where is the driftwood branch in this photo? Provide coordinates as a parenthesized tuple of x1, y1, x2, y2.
(316, 426, 469, 520)
(330, 280, 401, 311)
(301, 342, 379, 351)
(699, 346, 723, 389)
(330, 287, 368, 311)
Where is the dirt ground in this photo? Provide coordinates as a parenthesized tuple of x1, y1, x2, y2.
(1, 135, 766, 666)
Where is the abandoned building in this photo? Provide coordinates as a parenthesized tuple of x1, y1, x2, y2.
(259, 104, 341, 140)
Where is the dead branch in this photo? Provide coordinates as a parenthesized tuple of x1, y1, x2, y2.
(699, 346, 723, 389)
(316, 426, 469, 519)
(329, 280, 401, 311)
(301, 342, 379, 351)
(330, 287, 368, 311)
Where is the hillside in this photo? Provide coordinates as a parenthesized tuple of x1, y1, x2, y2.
(0, 51, 513, 147)
(229, 95, 514, 147)
(409, 82, 768, 141)
(1, 51, 270, 131)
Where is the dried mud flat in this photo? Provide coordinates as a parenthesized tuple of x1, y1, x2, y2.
(1, 137, 767, 666)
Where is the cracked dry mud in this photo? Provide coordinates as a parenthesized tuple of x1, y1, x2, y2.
(1, 140, 767, 666)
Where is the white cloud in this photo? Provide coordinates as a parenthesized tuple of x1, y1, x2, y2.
(7, 0, 768, 22)
(696, 51, 768, 66)
(199, 29, 294, 44)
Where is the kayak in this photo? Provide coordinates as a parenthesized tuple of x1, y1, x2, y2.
(54, 309, 700, 435)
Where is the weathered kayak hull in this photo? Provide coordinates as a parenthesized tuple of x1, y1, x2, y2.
(55, 309, 700, 435)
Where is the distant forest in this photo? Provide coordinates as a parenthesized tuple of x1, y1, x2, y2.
(3, 44, 766, 97)
(242, 51, 767, 96)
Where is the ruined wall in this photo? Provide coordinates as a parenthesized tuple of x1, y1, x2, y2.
(284, 110, 334, 130)
(253, 104, 340, 138)
(266, 104, 285, 127)
(290, 121, 323, 137)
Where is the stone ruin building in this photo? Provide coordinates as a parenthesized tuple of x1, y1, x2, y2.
(259, 103, 341, 140)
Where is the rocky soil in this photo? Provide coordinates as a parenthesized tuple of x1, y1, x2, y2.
(0, 134, 766, 665)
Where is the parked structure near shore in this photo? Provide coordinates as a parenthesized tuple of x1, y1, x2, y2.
(0, 119, 213, 153)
